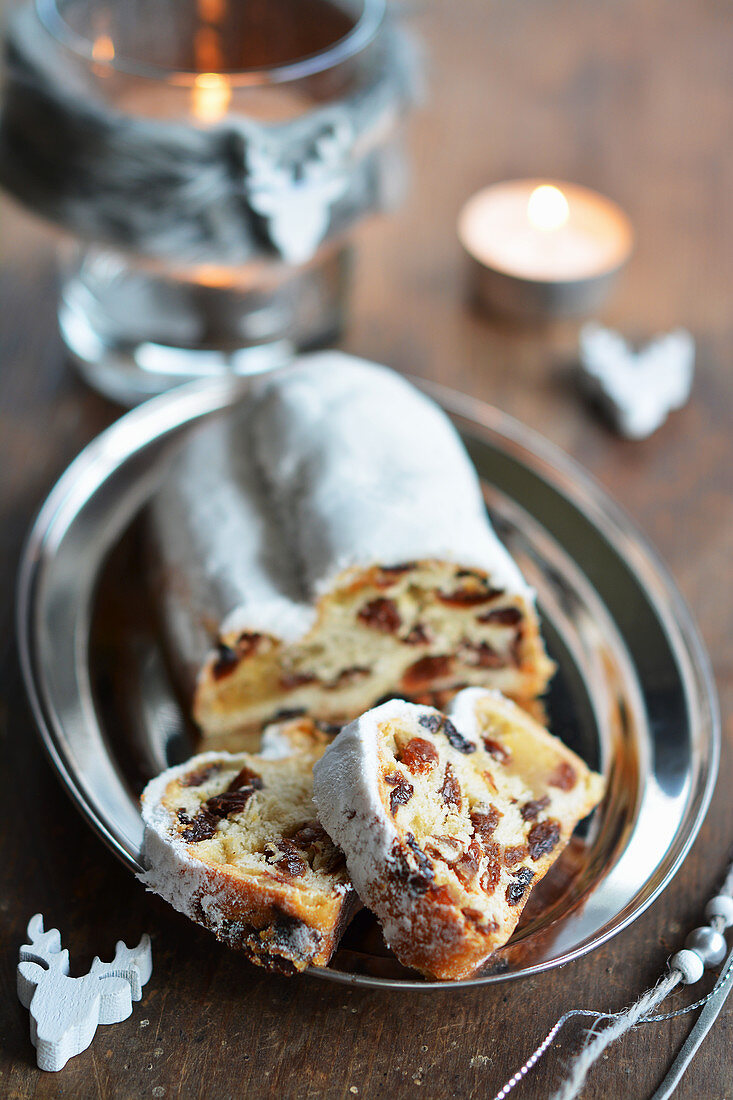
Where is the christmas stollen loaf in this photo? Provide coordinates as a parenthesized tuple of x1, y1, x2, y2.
(313, 689, 604, 980)
(149, 353, 554, 740)
(139, 738, 357, 973)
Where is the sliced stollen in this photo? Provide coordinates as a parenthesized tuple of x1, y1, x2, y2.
(148, 352, 553, 742)
(139, 747, 357, 974)
(313, 690, 604, 980)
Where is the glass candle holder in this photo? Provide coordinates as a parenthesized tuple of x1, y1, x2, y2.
(1, 0, 414, 402)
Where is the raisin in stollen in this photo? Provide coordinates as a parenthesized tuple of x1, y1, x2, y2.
(139, 748, 357, 974)
(313, 691, 604, 981)
(148, 354, 553, 743)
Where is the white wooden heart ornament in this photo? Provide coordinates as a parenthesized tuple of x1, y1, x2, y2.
(579, 323, 695, 439)
(17, 913, 153, 1072)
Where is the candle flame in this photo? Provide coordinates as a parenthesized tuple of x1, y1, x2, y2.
(527, 185, 570, 231)
(92, 34, 115, 62)
(192, 72, 232, 124)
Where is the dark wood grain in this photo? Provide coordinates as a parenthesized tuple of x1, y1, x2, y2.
(1, 1, 732, 1096)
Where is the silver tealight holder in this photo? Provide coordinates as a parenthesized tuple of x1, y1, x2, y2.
(458, 179, 634, 323)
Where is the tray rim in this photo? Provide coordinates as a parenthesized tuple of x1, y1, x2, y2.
(16, 373, 720, 991)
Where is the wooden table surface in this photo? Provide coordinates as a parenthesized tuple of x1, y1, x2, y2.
(1, 1, 732, 1097)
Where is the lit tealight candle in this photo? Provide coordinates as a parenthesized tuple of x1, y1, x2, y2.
(458, 179, 633, 322)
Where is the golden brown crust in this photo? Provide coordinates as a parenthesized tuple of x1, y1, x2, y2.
(183, 861, 359, 971)
(373, 824, 575, 980)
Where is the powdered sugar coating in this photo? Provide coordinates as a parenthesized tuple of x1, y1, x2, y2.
(247, 355, 531, 602)
(259, 724, 302, 760)
(313, 699, 441, 945)
(138, 753, 234, 927)
(259, 716, 339, 760)
(314, 700, 408, 860)
(149, 352, 532, 689)
(446, 686, 506, 743)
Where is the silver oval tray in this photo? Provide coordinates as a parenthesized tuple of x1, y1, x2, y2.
(17, 376, 719, 990)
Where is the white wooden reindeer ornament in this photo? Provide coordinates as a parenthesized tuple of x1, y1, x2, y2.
(17, 913, 153, 1072)
(245, 116, 353, 264)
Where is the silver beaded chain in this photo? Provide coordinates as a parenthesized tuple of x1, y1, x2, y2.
(493, 873, 733, 1100)
(668, 892, 733, 983)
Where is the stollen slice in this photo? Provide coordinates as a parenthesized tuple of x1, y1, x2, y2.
(313, 689, 604, 980)
(139, 747, 357, 974)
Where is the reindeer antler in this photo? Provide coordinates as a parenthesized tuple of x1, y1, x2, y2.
(17, 915, 70, 1010)
(20, 914, 69, 969)
(91, 934, 153, 1000)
